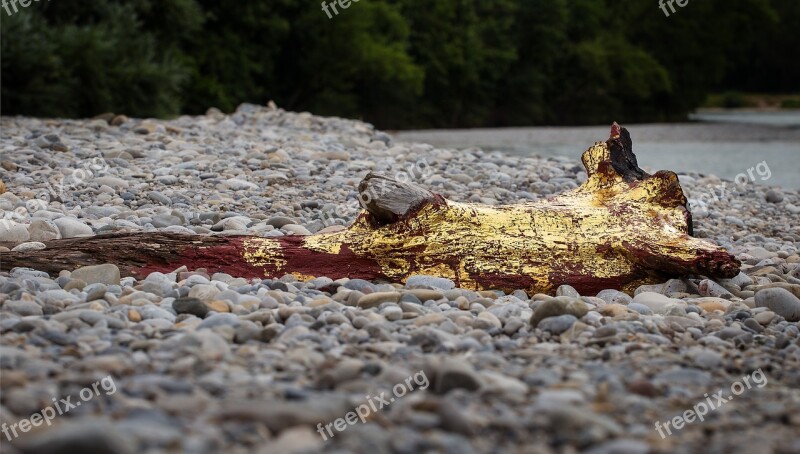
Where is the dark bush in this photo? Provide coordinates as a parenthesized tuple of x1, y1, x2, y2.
(1, 0, 796, 128)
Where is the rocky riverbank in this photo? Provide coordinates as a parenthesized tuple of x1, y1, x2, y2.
(1, 105, 799, 453)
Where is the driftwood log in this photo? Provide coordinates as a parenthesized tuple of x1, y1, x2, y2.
(1, 124, 740, 295)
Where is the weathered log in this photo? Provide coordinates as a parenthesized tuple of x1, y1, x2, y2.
(0, 124, 740, 294)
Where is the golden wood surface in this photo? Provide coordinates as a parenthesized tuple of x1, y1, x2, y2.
(240, 125, 740, 294)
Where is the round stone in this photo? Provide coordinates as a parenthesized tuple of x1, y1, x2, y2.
(755, 288, 800, 322)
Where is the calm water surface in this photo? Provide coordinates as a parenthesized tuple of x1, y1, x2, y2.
(393, 111, 800, 189)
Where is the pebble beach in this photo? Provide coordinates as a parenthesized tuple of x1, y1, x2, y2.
(1, 104, 799, 453)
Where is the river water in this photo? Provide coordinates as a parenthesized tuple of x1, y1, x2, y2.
(393, 111, 800, 189)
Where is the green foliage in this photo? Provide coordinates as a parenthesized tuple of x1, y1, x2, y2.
(274, 0, 423, 126)
(397, 0, 519, 127)
(1, 0, 195, 118)
(1, 0, 796, 127)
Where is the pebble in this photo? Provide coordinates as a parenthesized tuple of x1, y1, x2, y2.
(70, 264, 121, 286)
(11, 241, 46, 252)
(537, 314, 578, 334)
(628, 303, 653, 316)
(188, 284, 220, 301)
(148, 191, 172, 205)
(357, 291, 400, 308)
(754, 310, 776, 325)
(282, 224, 311, 235)
(27, 219, 61, 241)
(266, 216, 296, 228)
(755, 288, 800, 321)
(530, 297, 588, 327)
(4, 300, 44, 316)
(432, 359, 482, 394)
(198, 313, 241, 329)
(696, 298, 729, 313)
(765, 189, 784, 203)
(0, 221, 30, 242)
(406, 275, 456, 290)
(53, 217, 93, 238)
(173, 297, 209, 318)
(223, 178, 259, 191)
(631, 292, 685, 315)
(556, 284, 580, 298)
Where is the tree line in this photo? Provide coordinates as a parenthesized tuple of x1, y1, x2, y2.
(1, 0, 797, 129)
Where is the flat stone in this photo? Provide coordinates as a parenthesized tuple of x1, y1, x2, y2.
(4, 300, 43, 316)
(95, 176, 129, 189)
(632, 292, 686, 315)
(696, 298, 730, 313)
(147, 191, 172, 205)
(71, 264, 121, 286)
(357, 291, 401, 308)
(406, 275, 456, 290)
(282, 224, 311, 235)
(223, 178, 259, 191)
(11, 241, 46, 252)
